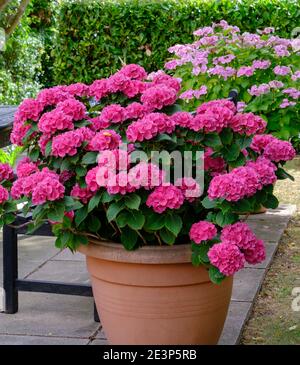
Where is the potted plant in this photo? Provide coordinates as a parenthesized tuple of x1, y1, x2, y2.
(0, 65, 296, 344)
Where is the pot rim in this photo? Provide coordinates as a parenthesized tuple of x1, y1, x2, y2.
(78, 239, 192, 264)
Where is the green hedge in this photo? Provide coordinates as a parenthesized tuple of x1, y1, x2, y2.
(53, 0, 300, 85)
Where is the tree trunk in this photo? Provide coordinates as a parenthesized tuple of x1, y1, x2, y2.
(5, 0, 31, 38)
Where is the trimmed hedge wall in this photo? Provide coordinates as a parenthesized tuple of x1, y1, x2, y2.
(53, 0, 300, 85)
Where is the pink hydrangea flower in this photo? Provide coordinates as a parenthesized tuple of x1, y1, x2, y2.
(56, 99, 86, 121)
(89, 116, 110, 131)
(16, 158, 38, 178)
(229, 113, 266, 135)
(100, 104, 127, 124)
(59, 170, 74, 184)
(237, 66, 254, 77)
(65, 83, 89, 97)
(107, 171, 137, 195)
(10, 114, 31, 146)
(141, 85, 177, 110)
(38, 109, 74, 134)
(52, 130, 83, 157)
(88, 130, 122, 152)
(197, 99, 236, 114)
(208, 65, 236, 80)
(280, 99, 297, 108)
(98, 149, 130, 171)
(246, 158, 277, 186)
(118, 64, 147, 80)
(252, 60, 271, 70)
(70, 184, 94, 204)
(230, 166, 261, 196)
(191, 105, 233, 133)
(221, 222, 257, 250)
(125, 102, 147, 120)
(89, 79, 109, 100)
(126, 113, 174, 142)
(171, 111, 193, 128)
(128, 162, 165, 189)
(32, 177, 65, 205)
(189, 221, 217, 244)
(291, 71, 300, 81)
(86, 167, 101, 192)
(37, 86, 71, 107)
(0, 185, 9, 204)
(263, 139, 296, 162)
(204, 148, 226, 173)
(250, 134, 277, 153)
(243, 238, 266, 264)
(16, 98, 43, 123)
(208, 242, 245, 276)
(248, 84, 270, 96)
(175, 177, 201, 201)
(269, 80, 284, 89)
(0, 163, 14, 181)
(146, 184, 184, 213)
(151, 72, 181, 93)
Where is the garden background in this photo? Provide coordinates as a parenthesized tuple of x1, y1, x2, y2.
(1, 0, 300, 105)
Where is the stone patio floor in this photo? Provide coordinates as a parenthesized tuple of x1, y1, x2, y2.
(0, 204, 296, 345)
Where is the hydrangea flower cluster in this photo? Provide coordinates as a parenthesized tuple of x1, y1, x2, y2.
(166, 20, 300, 143)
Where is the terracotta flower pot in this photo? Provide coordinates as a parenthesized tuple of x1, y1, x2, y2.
(78, 241, 233, 345)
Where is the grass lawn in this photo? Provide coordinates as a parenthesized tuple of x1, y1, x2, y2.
(241, 157, 300, 345)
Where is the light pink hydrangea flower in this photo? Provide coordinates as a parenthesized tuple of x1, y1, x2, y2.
(189, 221, 217, 244)
(273, 65, 291, 76)
(280, 98, 296, 108)
(146, 184, 184, 213)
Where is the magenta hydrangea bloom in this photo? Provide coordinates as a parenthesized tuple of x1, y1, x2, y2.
(243, 238, 266, 265)
(171, 111, 193, 128)
(107, 171, 137, 195)
(230, 166, 261, 196)
(64, 83, 89, 97)
(98, 149, 130, 171)
(125, 102, 147, 120)
(204, 147, 226, 173)
(208, 242, 245, 276)
(70, 184, 94, 204)
(196, 99, 236, 114)
(37, 86, 71, 107)
(10, 113, 32, 146)
(100, 104, 127, 124)
(191, 105, 233, 133)
(246, 158, 277, 186)
(56, 98, 86, 121)
(151, 72, 181, 93)
(52, 130, 83, 157)
(32, 177, 65, 206)
(146, 185, 185, 213)
(221, 222, 257, 250)
(175, 177, 202, 201)
(38, 109, 74, 135)
(0, 185, 9, 204)
(229, 113, 266, 135)
(189, 221, 217, 244)
(88, 130, 122, 152)
(126, 113, 174, 142)
(16, 158, 38, 178)
(0, 163, 14, 182)
(250, 134, 277, 153)
(16, 98, 43, 123)
(85, 167, 101, 192)
(118, 64, 147, 80)
(263, 140, 296, 162)
(141, 85, 177, 110)
(128, 162, 165, 190)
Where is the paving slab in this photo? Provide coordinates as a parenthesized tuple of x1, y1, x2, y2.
(51, 249, 85, 262)
(232, 268, 265, 302)
(0, 334, 89, 345)
(26, 260, 90, 284)
(219, 301, 252, 345)
(0, 292, 99, 338)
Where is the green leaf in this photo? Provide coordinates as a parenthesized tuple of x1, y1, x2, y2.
(220, 128, 233, 145)
(126, 210, 145, 230)
(201, 196, 218, 209)
(45, 141, 52, 157)
(101, 191, 114, 203)
(28, 149, 39, 162)
(48, 203, 65, 222)
(223, 144, 240, 162)
(116, 211, 129, 228)
(60, 159, 71, 172)
(160, 228, 176, 245)
(3, 213, 16, 225)
(209, 266, 225, 284)
(235, 136, 252, 150)
(82, 152, 98, 165)
(233, 199, 252, 213)
(203, 134, 222, 149)
(64, 196, 83, 211)
(88, 193, 102, 212)
(121, 226, 138, 250)
(87, 215, 101, 232)
(144, 213, 165, 230)
(215, 211, 238, 227)
(75, 206, 88, 227)
(156, 133, 177, 144)
(228, 152, 246, 168)
(264, 194, 279, 209)
(61, 231, 74, 248)
(106, 201, 124, 222)
(276, 167, 295, 181)
(124, 194, 141, 210)
(76, 166, 87, 177)
(165, 214, 182, 236)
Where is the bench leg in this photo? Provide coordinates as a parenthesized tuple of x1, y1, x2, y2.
(3, 224, 18, 313)
(94, 302, 100, 322)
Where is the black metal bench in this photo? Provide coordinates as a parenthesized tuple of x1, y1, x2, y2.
(0, 106, 15, 148)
